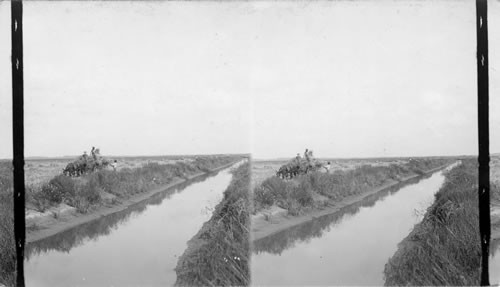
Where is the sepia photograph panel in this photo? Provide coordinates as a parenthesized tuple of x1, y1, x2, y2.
(248, 0, 497, 286)
(18, 1, 251, 286)
(1, 0, 500, 286)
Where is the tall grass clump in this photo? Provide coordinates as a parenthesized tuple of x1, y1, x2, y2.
(26, 174, 80, 212)
(0, 162, 15, 287)
(175, 162, 250, 286)
(71, 177, 103, 213)
(254, 176, 288, 208)
(384, 159, 480, 286)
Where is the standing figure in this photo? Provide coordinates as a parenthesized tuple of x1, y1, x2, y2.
(295, 153, 301, 164)
(94, 148, 102, 166)
(308, 150, 314, 160)
(81, 151, 88, 161)
(110, 160, 118, 171)
(81, 151, 89, 174)
(324, 161, 331, 173)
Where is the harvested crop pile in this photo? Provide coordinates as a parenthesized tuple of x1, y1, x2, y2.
(384, 159, 480, 286)
(175, 162, 250, 286)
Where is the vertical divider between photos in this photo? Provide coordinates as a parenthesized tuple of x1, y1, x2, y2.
(11, 1, 25, 286)
(476, 0, 490, 285)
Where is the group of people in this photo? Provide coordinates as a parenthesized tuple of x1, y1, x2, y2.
(276, 148, 333, 179)
(63, 147, 118, 177)
(295, 148, 331, 173)
(80, 146, 100, 162)
(293, 148, 314, 164)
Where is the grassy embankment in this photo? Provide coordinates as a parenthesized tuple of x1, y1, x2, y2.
(253, 176, 428, 255)
(384, 159, 481, 286)
(253, 158, 453, 216)
(26, 155, 240, 215)
(175, 162, 250, 286)
(490, 156, 500, 253)
(0, 162, 15, 287)
(25, 174, 216, 260)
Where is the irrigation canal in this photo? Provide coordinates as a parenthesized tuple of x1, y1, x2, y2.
(251, 163, 459, 285)
(24, 162, 243, 287)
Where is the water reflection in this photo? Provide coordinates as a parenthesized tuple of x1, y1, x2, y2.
(27, 172, 216, 259)
(490, 235, 500, 284)
(251, 170, 447, 285)
(253, 175, 430, 255)
(25, 166, 235, 287)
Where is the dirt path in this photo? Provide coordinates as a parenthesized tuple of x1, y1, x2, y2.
(26, 160, 240, 244)
(251, 164, 452, 242)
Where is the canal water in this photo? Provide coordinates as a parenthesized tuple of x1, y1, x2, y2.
(490, 214, 500, 286)
(251, 165, 456, 285)
(491, 248, 500, 285)
(25, 163, 241, 287)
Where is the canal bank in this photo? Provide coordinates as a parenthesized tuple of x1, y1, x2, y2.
(25, 161, 242, 286)
(384, 160, 479, 286)
(26, 159, 241, 244)
(251, 163, 456, 285)
(175, 162, 251, 286)
(251, 163, 453, 242)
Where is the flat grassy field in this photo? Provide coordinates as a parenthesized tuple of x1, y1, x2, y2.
(24, 156, 199, 188)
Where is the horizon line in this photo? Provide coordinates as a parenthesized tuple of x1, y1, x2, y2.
(0, 152, 488, 162)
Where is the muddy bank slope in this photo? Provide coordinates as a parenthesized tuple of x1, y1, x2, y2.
(252, 159, 454, 242)
(384, 159, 480, 286)
(26, 156, 244, 244)
(175, 162, 250, 287)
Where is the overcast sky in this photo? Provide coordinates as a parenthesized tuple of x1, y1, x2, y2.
(1, 1, 499, 159)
